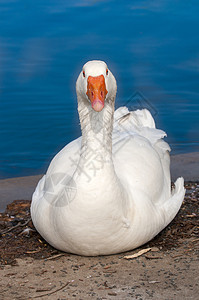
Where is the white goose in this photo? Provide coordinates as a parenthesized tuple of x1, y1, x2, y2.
(31, 60, 185, 256)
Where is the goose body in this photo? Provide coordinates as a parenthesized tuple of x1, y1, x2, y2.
(31, 60, 185, 256)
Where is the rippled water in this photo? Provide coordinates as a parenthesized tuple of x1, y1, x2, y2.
(0, 0, 199, 178)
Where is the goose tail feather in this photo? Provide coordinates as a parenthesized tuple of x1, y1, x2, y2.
(163, 177, 185, 227)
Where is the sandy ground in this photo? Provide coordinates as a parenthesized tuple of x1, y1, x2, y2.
(0, 152, 198, 299)
(1, 243, 198, 300)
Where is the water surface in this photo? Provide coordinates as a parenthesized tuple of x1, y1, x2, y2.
(0, 0, 199, 178)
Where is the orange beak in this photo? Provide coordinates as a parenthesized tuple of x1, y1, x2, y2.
(86, 75, 108, 112)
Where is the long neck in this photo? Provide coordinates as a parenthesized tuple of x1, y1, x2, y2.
(73, 89, 128, 216)
(76, 93, 115, 182)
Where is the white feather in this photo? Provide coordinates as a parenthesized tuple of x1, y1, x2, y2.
(31, 60, 185, 256)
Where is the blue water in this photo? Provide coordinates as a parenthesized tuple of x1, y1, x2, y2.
(0, 0, 199, 179)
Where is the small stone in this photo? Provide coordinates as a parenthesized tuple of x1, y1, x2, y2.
(151, 247, 159, 252)
(108, 292, 117, 296)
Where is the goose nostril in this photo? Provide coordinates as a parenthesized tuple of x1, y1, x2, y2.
(101, 91, 103, 98)
(91, 91, 94, 98)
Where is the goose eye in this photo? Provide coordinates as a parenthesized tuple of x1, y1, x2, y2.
(106, 68, 108, 76)
(83, 71, 85, 78)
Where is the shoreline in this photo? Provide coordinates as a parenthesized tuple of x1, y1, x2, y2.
(0, 152, 198, 212)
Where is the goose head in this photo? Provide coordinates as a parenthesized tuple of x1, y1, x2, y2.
(76, 60, 117, 112)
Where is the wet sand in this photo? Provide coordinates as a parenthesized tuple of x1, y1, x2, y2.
(0, 175, 43, 212)
(170, 152, 199, 182)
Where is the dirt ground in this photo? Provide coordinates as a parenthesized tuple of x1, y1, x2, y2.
(0, 182, 198, 299)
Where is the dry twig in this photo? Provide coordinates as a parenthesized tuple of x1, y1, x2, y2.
(33, 281, 71, 298)
(45, 254, 66, 260)
(123, 248, 151, 259)
(1, 218, 31, 234)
